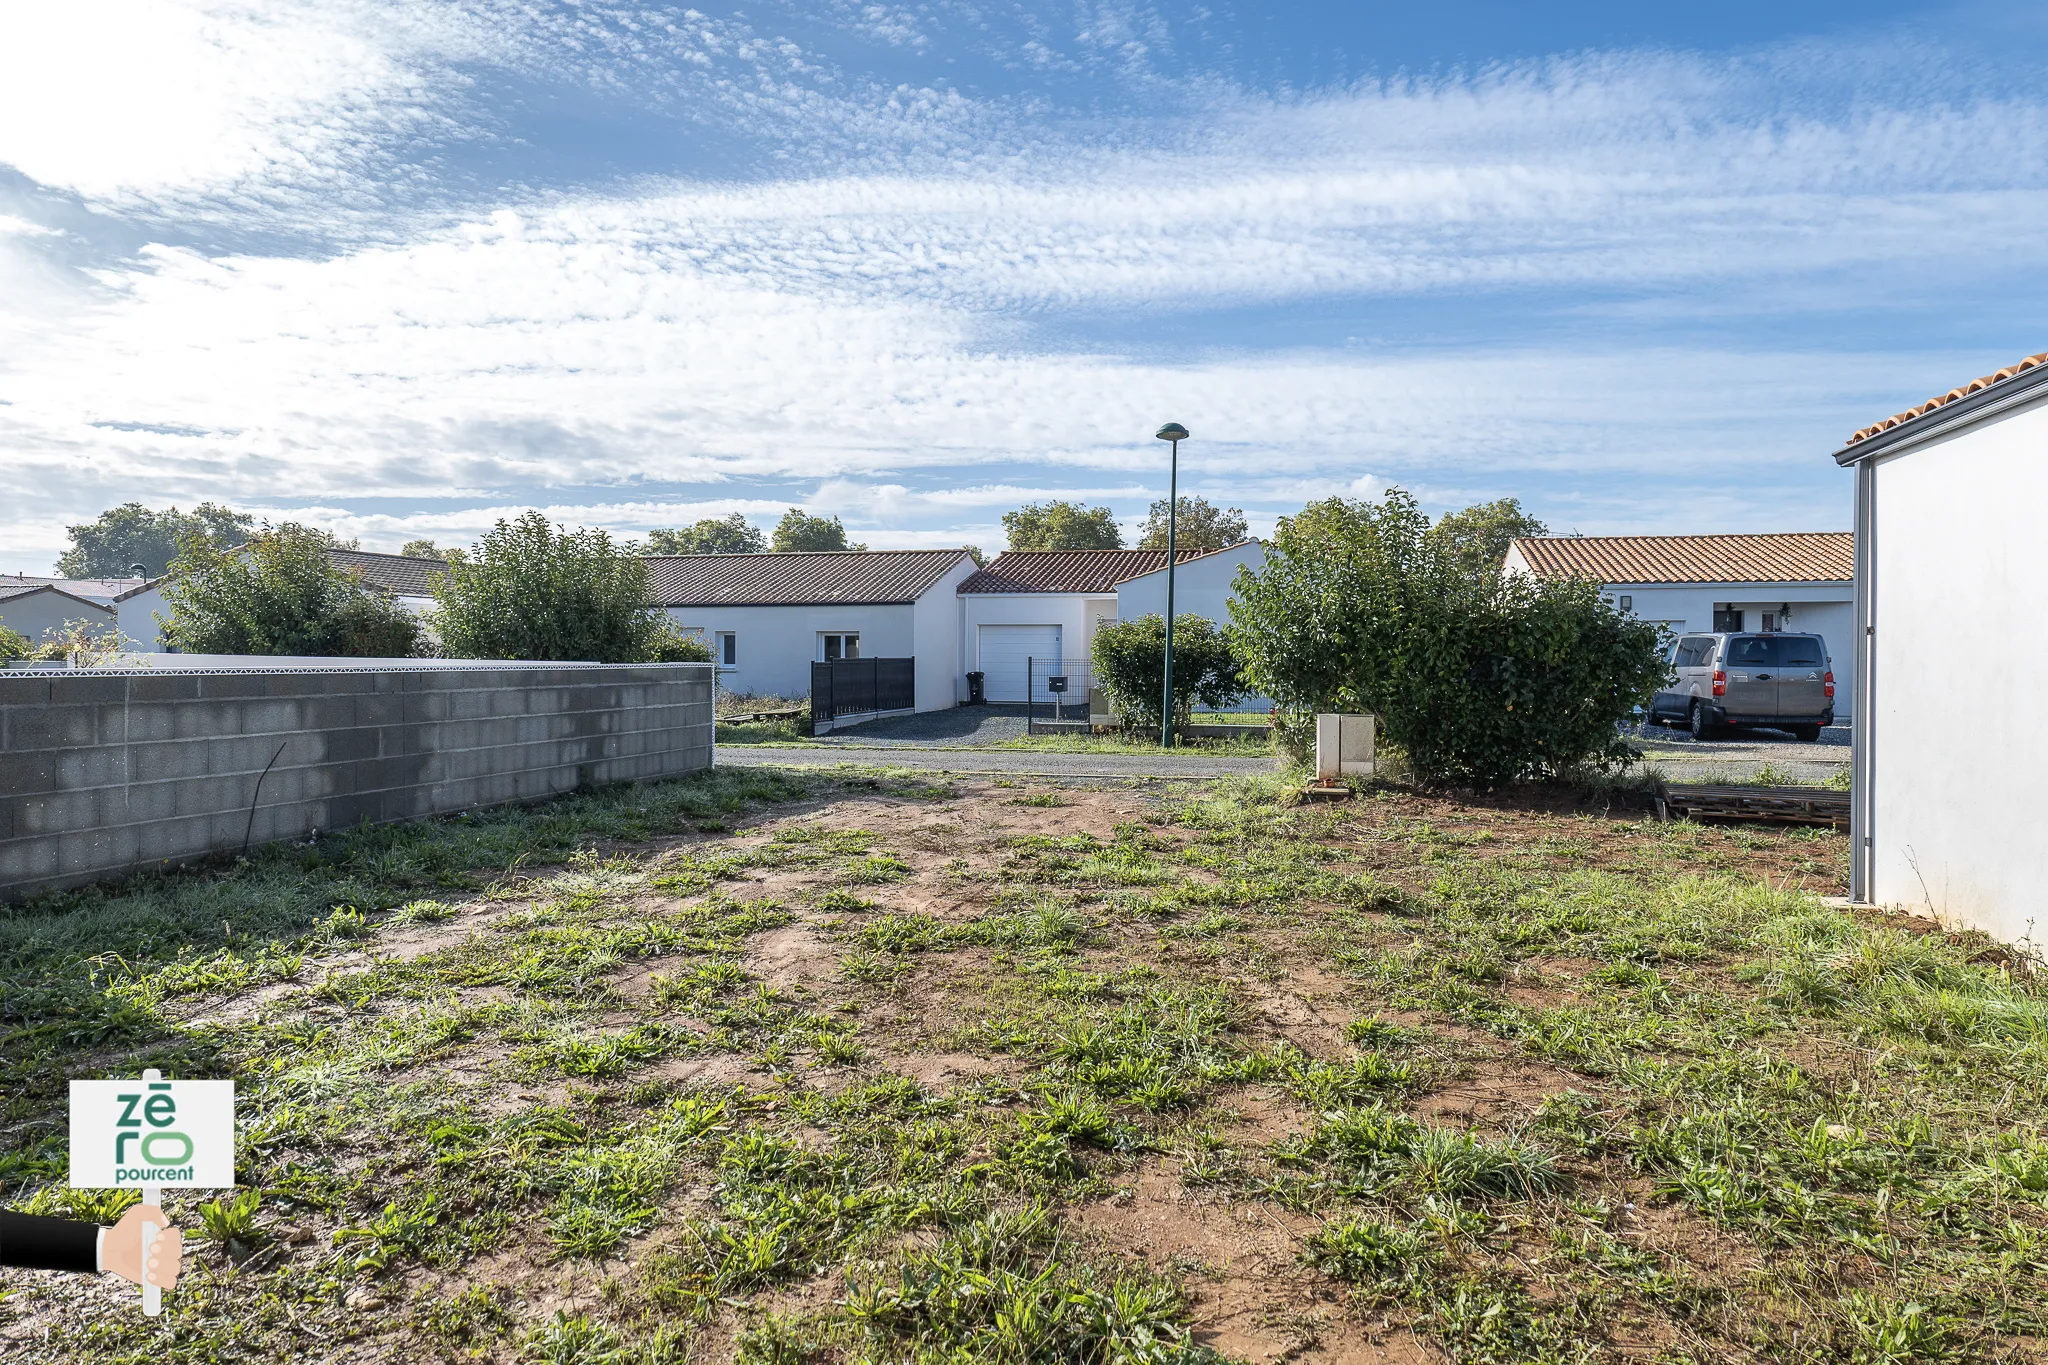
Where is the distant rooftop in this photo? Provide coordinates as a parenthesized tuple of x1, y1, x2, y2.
(646, 549, 973, 607)
(958, 547, 1235, 594)
(1510, 533, 1854, 585)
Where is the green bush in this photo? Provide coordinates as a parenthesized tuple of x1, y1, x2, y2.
(1229, 489, 1666, 785)
(433, 512, 698, 662)
(0, 625, 28, 663)
(160, 524, 423, 657)
(1090, 614, 1245, 732)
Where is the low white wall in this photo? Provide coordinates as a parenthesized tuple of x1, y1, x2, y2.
(1865, 392, 2048, 946)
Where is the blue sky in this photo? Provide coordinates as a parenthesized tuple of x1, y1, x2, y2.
(3, 1, 2045, 570)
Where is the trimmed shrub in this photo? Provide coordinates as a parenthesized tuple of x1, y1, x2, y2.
(1091, 613, 1246, 732)
(1229, 489, 1666, 784)
(160, 524, 423, 657)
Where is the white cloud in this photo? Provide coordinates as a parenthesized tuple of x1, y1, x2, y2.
(1, 12, 2033, 570)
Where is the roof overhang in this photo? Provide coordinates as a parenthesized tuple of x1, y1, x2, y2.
(1835, 359, 2048, 465)
(657, 598, 919, 609)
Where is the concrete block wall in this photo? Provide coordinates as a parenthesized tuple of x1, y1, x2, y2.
(0, 661, 715, 901)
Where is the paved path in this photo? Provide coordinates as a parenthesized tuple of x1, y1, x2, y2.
(716, 745, 1275, 779)
(806, 705, 1032, 747)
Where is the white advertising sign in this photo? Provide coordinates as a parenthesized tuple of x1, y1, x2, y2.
(69, 1074, 235, 1190)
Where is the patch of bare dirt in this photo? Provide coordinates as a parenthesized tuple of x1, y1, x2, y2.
(1072, 1160, 1431, 1364)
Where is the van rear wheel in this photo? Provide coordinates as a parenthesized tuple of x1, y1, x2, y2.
(1689, 701, 1718, 741)
(1791, 724, 1821, 742)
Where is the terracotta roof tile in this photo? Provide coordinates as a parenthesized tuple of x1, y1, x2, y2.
(1510, 532, 1853, 585)
(1847, 351, 2048, 446)
(957, 547, 1227, 594)
(645, 549, 970, 607)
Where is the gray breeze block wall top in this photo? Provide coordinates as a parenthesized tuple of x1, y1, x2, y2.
(0, 660, 716, 902)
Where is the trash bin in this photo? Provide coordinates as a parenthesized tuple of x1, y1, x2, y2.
(966, 671, 985, 705)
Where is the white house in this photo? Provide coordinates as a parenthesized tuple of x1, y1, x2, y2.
(652, 549, 977, 713)
(0, 572, 148, 605)
(1113, 540, 1266, 627)
(1503, 532, 1857, 719)
(1831, 348, 2048, 944)
(115, 548, 448, 650)
(956, 549, 1226, 703)
(0, 584, 116, 646)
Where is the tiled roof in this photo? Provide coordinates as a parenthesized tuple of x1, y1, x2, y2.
(645, 550, 971, 607)
(1510, 533, 1854, 585)
(1847, 351, 2048, 446)
(0, 583, 114, 612)
(329, 549, 452, 597)
(0, 574, 147, 603)
(958, 548, 1225, 594)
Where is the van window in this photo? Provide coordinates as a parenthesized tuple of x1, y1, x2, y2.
(1780, 636, 1824, 667)
(1727, 636, 1779, 667)
(1675, 637, 1710, 668)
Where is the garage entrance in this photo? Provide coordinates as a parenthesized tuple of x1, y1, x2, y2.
(977, 624, 1061, 703)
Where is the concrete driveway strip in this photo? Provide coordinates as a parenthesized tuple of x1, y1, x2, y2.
(716, 745, 1276, 780)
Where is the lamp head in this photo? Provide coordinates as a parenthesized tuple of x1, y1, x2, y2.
(1154, 423, 1189, 442)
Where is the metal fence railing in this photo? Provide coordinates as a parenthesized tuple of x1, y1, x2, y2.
(811, 657, 915, 722)
(1027, 659, 1106, 733)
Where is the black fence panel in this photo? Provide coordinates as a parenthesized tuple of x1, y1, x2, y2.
(810, 657, 916, 721)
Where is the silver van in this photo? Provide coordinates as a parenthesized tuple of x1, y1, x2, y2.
(1644, 632, 1835, 741)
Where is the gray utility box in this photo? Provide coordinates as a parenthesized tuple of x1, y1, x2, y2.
(1315, 713, 1375, 780)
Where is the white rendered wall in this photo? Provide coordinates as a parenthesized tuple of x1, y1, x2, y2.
(912, 558, 978, 710)
(959, 593, 1104, 690)
(0, 593, 114, 645)
(1864, 394, 2048, 947)
(1114, 542, 1266, 629)
(666, 603, 916, 703)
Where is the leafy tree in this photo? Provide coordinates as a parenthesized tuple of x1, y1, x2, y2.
(160, 524, 423, 657)
(433, 511, 697, 662)
(1137, 496, 1248, 553)
(1230, 489, 1665, 784)
(645, 514, 768, 555)
(1430, 497, 1547, 577)
(772, 509, 865, 553)
(1091, 614, 1246, 733)
(400, 539, 445, 559)
(1002, 501, 1123, 552)
(0, 625, 29, 663)
(962, 545, 986, 566)
(57, 502, 255, 579)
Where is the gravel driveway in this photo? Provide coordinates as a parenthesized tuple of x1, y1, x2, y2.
(1637, 722, 1852, 785)
(807, 705, 1032, 747)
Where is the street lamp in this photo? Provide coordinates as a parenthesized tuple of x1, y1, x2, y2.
(1154, 423, 1189, 748)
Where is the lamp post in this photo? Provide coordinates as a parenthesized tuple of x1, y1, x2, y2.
(1154, 423, 1189, 748)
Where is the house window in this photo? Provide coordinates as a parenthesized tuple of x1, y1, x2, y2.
(820, 632, 860, 661)
(1618, 595, 1632, 612)
(1712, 607, 1743, 632)
(1761, 613, 1781, 633)
(716, 632, 737, 667)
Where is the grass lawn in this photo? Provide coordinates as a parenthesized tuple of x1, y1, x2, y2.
(4, 766, 2044, 1364)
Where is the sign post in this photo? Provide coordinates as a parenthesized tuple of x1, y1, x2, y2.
(70, 1068, 234, 1315)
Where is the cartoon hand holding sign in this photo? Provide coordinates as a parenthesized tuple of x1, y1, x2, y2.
(63, 1068, 234, 1314)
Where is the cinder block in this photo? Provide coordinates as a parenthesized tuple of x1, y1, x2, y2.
(127, 675, 202, 703)
(7, 705, 97, 750)
(0, 750, 56, 798)
(55, 745, 131, 790)
(50, 676, 130, 706)
(207, 734, 296, 776)
(0, 832, 61, 881)
(127, 738, 212, 783)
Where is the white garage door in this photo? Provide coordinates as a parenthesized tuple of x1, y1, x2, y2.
(978, 624, 1062, 703)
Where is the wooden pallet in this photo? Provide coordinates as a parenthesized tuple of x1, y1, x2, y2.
(1659, 783, 1849, 828)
